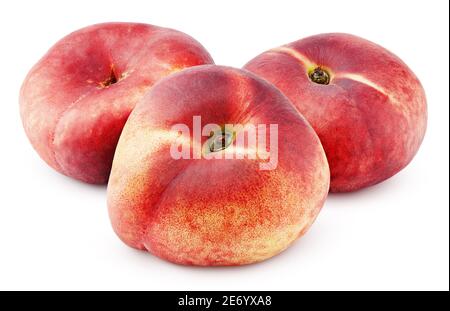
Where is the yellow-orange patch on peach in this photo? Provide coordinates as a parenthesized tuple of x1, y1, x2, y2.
(335, 72, 389, 96)
(144, 166, 329, 266)
(270, 47, 315, 69)
(333, 72, 415, 117)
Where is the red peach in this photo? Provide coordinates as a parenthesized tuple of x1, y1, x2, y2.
(20, 22, 213, 184)
(107, 65, 330, 266)
(244, 33, 427, 192)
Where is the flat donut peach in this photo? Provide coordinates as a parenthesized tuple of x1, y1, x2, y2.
(107, 65, 330, 266)
(244, 33, 427, 192)
(20, 22, 213, 184)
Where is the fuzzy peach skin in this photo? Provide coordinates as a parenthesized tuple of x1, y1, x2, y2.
(20, 22, 213, 184)
(107, 65, 330, 266)
(244, 33, 427, 192)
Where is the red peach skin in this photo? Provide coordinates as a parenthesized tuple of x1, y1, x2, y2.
(20, 22, 213, 184)
(244, 33, 427, 192)
(107, 65, 330, 266)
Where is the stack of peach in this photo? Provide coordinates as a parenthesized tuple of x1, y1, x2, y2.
(20, 23, 427, 266)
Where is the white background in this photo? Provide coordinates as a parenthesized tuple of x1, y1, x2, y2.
(0, 0, 448, 291)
